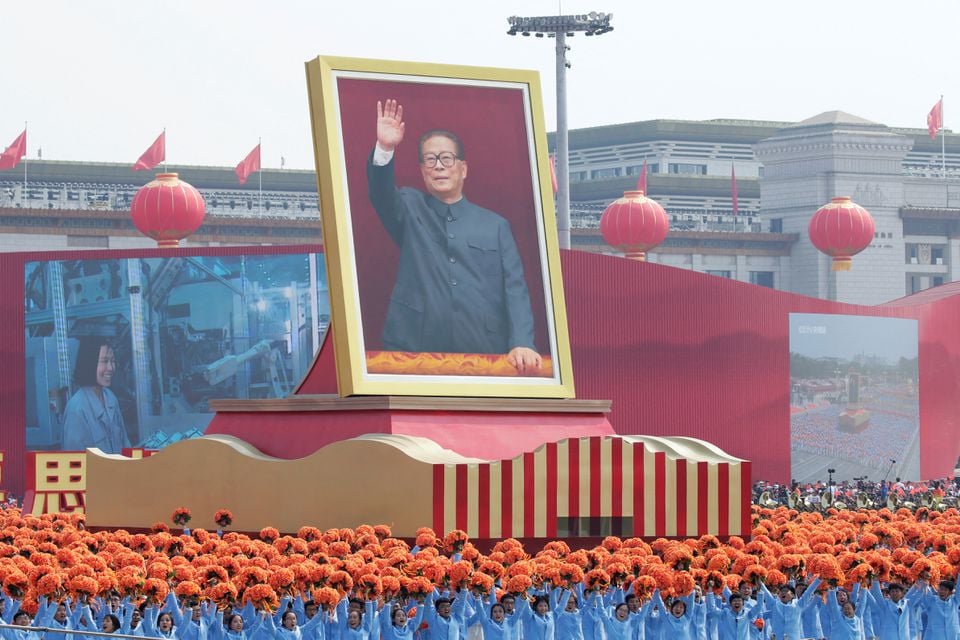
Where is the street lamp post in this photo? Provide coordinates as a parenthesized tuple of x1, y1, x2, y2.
(507, 12, 613, 250)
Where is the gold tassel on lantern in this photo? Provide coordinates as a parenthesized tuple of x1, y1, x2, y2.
(832, 257, 852, 271)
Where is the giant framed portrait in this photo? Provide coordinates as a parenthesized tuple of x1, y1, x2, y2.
(305, 56, 574, 398)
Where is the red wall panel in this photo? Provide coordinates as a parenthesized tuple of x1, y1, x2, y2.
(3, 246, 960, 498)
(559, 251, 960, 484)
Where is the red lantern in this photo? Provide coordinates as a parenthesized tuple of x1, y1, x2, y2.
(599, 190, 669, 261)
(808, 196, 875, 271)
(130, 173, 206, 248)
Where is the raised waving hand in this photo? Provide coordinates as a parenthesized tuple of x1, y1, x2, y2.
(377, 99, 405, 151)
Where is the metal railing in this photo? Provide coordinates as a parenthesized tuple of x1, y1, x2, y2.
(0, 182, 319, 220)
(0, 622, 147, 640)
(570, 208, 764, 233)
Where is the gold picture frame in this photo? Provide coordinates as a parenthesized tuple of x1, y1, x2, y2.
(305, 55, 574, 398)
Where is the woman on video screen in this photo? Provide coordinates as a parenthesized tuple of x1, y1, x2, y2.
(62, 338, 130, 453)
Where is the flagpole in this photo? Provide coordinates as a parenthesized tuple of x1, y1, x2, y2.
(941, 95, 946, 180)
(258, 137, 262, 215)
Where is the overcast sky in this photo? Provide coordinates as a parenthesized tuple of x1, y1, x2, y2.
(2, 0, 954, 170)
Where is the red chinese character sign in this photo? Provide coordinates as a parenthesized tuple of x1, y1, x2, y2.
(22, 449, 155, 515)
(808, 196, 875, 271)
(24, 452, 86, 515)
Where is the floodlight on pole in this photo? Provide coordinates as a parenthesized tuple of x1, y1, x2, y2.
(506, 13, 613, 250)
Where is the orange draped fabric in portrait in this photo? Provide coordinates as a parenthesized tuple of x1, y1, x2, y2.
(366, 351, 553, 377)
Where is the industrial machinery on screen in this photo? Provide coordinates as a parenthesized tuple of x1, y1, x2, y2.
(23, 253, 328, 451)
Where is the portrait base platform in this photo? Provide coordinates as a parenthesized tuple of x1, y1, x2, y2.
(206, 394, 615, 462)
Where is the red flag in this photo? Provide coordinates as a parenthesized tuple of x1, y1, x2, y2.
(928, 99, 943, 140)
(731, 163, 739, 216)
(0, 130, 27, 171)
(235, 143, 261, 185)
(548, 154, 558, 194)
(132, 132, 165, 171)
(637, 159, 648, 194)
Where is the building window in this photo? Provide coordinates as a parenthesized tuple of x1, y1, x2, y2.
(591, 168, 621, 179)
(668, 163, 707, 175)
(933, 246, 945, 264)
(569, 171, 588, 182)
(749, 271, 775, 288)
(933, 276, 945, 287)
(626, 163, 658, 175)
(706, 270, 733, 279)
(770, 218, 783, 233)
(67, 235, 109, 248)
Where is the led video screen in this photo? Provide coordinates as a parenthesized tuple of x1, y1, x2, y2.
(24, 253, 329, 452)
(789, 313, 919, 484)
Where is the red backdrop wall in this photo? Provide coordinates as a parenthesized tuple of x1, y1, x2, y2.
(296, 251, 960, 484)
(3, 246, 960, 497)
(557, 252, 959, 484)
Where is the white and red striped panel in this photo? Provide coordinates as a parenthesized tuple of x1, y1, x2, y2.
(432, 435, 751, 539)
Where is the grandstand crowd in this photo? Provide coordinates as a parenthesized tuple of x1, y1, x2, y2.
(753, 475, 960, 510)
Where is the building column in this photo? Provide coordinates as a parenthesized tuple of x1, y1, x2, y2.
(778, 255, 791, 291)
(691, 253, 703, 272)
(735, 254, 748, 282)
(949, 238, 960, 282)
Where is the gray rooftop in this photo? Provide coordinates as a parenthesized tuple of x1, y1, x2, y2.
(792, 111, 880, 127)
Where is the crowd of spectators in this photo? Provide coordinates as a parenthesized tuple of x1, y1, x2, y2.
(753, 475, 960, 509)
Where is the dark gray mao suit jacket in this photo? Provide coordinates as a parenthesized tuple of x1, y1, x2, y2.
(366, 154, 536, 355)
